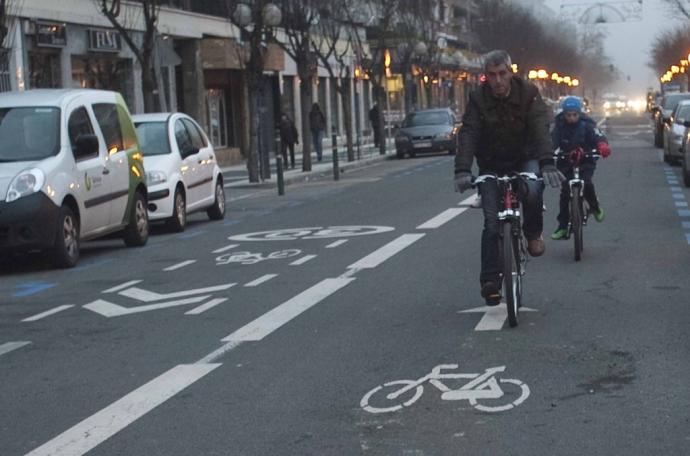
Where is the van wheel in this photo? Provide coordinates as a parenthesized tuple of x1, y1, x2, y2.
(53, 205, 80, 268)
(167, 189, 186, 232)
(123, 191, 149, 247)
(207, 180, 225, 220)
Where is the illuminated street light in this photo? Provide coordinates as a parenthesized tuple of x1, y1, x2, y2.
(528, 70, 538, 79)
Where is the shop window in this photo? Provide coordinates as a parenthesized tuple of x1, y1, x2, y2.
(72, 56, 134, 110)
(29, 51, 61, 88)
(92, 104, 124, 154)
(206, 89, 227, 148)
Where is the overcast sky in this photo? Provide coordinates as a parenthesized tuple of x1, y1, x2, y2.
(544, 0, 686, 97)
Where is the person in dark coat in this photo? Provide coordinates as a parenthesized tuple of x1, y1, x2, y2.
(550, 96, 611, 240)
(454, 49, 564, 306)
(369, 103, 381, 147)
(279, 113, 299, 169)
(309, 103, 326, 161)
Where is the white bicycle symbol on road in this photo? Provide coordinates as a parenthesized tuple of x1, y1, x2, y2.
(361, 365, 530, 414)
(215, 249, 302, 265)
(227, 225, 394, 242)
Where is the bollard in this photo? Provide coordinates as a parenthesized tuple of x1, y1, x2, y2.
(332, 132, 340, 181)
(276, 155, 285, 195)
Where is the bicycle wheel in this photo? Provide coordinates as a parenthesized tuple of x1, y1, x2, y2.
(502, 222, 520, 327)
(571, 191, 583, 262)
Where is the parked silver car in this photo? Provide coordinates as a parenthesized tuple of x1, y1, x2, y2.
(394, 108, 459, 159)
(663, 99, 690, 165)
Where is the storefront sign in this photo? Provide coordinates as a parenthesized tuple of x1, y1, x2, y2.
(36, 22, 66, 48)
(88, 29, 121, 52)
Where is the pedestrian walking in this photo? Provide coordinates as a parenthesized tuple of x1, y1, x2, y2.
(278, 112, 299, 169)
(369, 102, 382, 147)
(309, 103, 326, 162)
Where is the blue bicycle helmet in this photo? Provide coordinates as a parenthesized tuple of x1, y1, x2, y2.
(561, 96, 582, 113)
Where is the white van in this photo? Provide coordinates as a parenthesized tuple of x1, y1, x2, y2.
(0, 89, 149, 268)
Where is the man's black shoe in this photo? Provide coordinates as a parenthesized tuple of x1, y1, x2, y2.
(481, 282, 501, 306)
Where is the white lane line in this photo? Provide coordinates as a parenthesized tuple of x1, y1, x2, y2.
(670, 186, 683, 193)
(245, 274, 278, 287)
(185, 298, 228, 315)
(222, 277, 355, 342)
(457, 193, 479, 207)
(25, 363, 220, 456)
(672, 193, 686, 200)
(0, 341, 31, 357)
(119, 283, 235, 302)
(22, 305, 74, 322)
(84, 296, 211, 317)
(416, 207, 468, 229)
(348, 234, 425, 270)
(212, 244, 239, 254)
(326, 239, 348, 248)
(164, 260, 197, 271)
(290, 255, 317, 266)
(461, 305, 537, 331)
(103, 281, 142, 294)
(676, 201, 688, 207)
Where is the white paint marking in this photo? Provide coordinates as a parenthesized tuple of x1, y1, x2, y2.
(119, 283, 235, 302)
(25, 363, 220, 456)
(460, 305, 537, 331)
(673, 193, 685, 200)
(164, 260, 197, 271)
(326, 239, 348, 248)
(245, 274, 278, 287)
(222, 277, 355, 342)
(198, 341, 243, 364)
(212, 244, 239, 254)
(416, 207, 468, 229)
(290, 254, 317, 265)
(185, 298, 228, 315)
(676, 201, 688, 207)
(22, 305, 74, 322)
(670, 186, 683, 193)
(83, 296, 211, 317)
(458, 193, 480, 206)
(103, 281, 142, 293)
(348, 234, 425, 270)
(0, 341, 31, 357)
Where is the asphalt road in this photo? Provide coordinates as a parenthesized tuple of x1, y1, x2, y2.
(1, 112, 689, 455)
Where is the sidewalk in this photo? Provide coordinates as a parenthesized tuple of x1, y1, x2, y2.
(222, 139, 396, 189)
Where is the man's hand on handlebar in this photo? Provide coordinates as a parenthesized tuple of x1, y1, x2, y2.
(454, 171, 473, 193)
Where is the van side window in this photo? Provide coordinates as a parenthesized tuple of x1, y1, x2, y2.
(93, 103, 124, 154)
(68, 107, 96, 159)
(175, 119, 194, 156)
(182, 118, 207, 149)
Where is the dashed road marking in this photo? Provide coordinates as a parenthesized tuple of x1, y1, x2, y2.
(290, 255, 317, 265)
(22, 305, 74, 322)
(164, 260, 197, 271)
(244, 274, 278, 287)
(103, 281, 143, 293)
(213, 244, 239, 253)
(326, 239, 348, 248)
(0, 341, 31, 358)
(185, 298, 228, 315)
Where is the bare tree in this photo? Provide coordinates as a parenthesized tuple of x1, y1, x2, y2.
(662, 0, 690, 19)
(225, 0, 282, 182)
(273, 0, 320, 171)
(96, 0, 161, 112)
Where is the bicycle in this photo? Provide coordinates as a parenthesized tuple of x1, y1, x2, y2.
(473, 172, 541, 327)
(553, 148, 600, 262)
(360, 364, 530, 414)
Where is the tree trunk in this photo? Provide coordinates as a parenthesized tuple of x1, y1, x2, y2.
(299, 67, 313, 172)
(247, 87, 261, 182)
(141, 53, 159, 112)
(338, 83, 354, 162)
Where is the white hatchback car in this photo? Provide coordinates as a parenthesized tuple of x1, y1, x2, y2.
(133, 113, 225, 231)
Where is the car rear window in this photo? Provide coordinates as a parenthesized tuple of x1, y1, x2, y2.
(134, 122, 170, 156)
(663, 94, 690, 110)
(403, 111, 450, 127)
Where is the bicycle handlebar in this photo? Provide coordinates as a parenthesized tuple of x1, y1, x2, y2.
(553, 148, 601, 160)
(472, 172, 541, 187)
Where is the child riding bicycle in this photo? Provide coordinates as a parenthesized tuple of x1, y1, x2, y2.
(550, 96, 611, 240)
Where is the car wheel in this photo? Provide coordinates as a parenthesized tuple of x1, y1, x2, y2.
(409, 151, 416, 158)
(123, 191, 149, 247)
(207, 179, 226, 220)
(167, 188, 186, 232)
(52, 205, 80, 268)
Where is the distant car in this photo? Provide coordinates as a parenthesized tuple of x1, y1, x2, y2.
(133, 113, 225, 232)
(663, 100, 690, 165)
(394, 108, 459, 159)
(653, 92, 690, 148)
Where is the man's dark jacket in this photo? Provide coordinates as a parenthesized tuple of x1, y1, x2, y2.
(455, 77, 552, 174)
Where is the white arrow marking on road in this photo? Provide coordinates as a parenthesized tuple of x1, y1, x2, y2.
(117, 283, 235, 302)
(185, 298, 228, 315)
(25, 363, 220, 456)
(460, 305, 537, 331)
(103, 280, 142, 293)
(84, 296, 211, 317)
(0, 341, 31, 358)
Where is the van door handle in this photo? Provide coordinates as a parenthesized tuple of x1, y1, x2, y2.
(102, 168, 110, 175)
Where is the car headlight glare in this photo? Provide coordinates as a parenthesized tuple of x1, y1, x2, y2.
(435, 132, 453, 140)
(146, 170, 167, 185)
(6, 168, 45, 203)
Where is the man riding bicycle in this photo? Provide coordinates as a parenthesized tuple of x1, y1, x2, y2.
(550, 96, 611, 240)
(454, 50, 564, 306)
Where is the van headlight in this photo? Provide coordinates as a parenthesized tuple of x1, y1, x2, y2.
(6, 168, 45, 203)
(146, 170, 167, 185)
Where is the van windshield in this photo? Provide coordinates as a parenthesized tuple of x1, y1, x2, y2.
(0, 107, 60, 162)
(134, 121, 170, 156)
